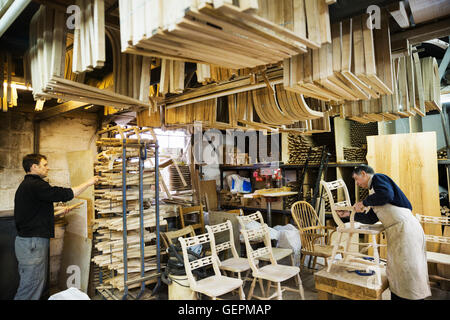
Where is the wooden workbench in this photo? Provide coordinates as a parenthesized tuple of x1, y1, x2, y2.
(314, 265, 389, 300)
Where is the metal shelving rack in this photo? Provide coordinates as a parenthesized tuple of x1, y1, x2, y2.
(93, 126, 162, 300)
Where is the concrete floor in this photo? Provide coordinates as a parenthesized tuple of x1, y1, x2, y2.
(93, 259, 450, 300)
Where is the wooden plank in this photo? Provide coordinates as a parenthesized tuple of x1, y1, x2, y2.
(304, 0, 321, 44)
(388, 1, 410, 28)
(409, 0, 450, 24)
(367, 132, 442, 256)
(412, 52, 426, 116)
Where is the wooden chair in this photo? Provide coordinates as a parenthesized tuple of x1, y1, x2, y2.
(241, 224, 305, 300)
(320, 179, 385, 285)
(179, 205, 205, 234)
(415, 214, 450, 283)
(178, 232, 245, 300)
(291, 201, 337, 270)
(237, 211, 296, 267)
(161, 225, 196, 249)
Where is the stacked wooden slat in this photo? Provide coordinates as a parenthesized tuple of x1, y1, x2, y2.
(343, 146, 367, 162)
(72, 0, 106, 73)
(350, 121, 378, 148)
(93, 129, 165, 294)
(169, 165, 192, 191)
(287, 134, 326, 165)
(28, 6, 151, 111)
(159, 59, 185, 95)
(283, 10, 393, 103)
(0, 51, 19, 112)
(196, 64, 239, 84)
(421, 56, 441, 112)
(118, 0, 336, 69)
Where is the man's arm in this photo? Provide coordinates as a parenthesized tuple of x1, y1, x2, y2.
(72, 176, 99, 198)
(362, 175, 394, 207)
(354, 209, 379, 224)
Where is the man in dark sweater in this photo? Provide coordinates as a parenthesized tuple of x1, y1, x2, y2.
(14, 154, 98, 300)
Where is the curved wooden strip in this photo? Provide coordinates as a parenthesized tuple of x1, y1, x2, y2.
(252, 88, 273, 124)
(291, 91, 324, 119)
(261, 87, 290, 125)
(267, 85, 297, 123)
(278, 85, 313, 120)
(275, 84, 300, 120)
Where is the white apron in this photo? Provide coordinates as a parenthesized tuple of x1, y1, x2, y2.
(368, 183, 431, 300)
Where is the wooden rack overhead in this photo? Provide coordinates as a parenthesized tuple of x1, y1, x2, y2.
(118, 0, 334, 69)
(283, 10, 394, 103)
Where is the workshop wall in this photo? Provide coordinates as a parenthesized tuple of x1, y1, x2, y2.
(39, 111, 98, 188)
(0, 111, 98, 212)
(0, 112, 34, 212)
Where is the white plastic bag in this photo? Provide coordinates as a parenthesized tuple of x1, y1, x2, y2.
(274, 224, 302, 267)
(48, 287, 90, 300)
(226, 174, 252, 194)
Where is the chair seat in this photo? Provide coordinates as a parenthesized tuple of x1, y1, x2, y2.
(254, 264, 299, 282)
(193, 275, 244, 298)
(427, 251, 450, 265)
(259, 247, 293, 262)
(220, 257, 252, 273)
(313, 244, 335, 256)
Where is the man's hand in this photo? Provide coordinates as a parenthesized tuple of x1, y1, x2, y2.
(88, 176, 100, 186)
(336, 210, 350, 218)
(353, 201, 366, 213)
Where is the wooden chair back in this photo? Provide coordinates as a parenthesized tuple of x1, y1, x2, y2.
(240, 224, 276, 273)
(416, 214, 450, 245)
(291, 201, 323, 252)
(161, 225, 196, 248)
(236, 211, 264, 229)
(178, 232, 221, 288)
(179, 205, 205, 233)
(206, 220, 240, 260)
(320, 179, 355, 228)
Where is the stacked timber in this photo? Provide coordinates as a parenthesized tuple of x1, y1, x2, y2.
(287, 134, 332, 165)
(284, 11, 393, 102)
(343, 146, 367, 163)
(92, 128, 166, 294)
(118, 0, 335, 69)
(350, 121, 378, 148)
(0, 51, 19, 112)
(28, 5, 151, 111)
(72, 0, 106, 73)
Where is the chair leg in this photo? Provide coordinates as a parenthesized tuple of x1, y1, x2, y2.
(290, 254, 299, 286)
(266, 280, 271, 298)
(248, 278, 256, 300)
(327, 232, 342, 272)
(258, 278, 266, 297)
(297, 274, 305, 300)
(312, 256, 318, 270)
(300, 254, 306, 271)
(277, 282, 282, 300)
(239, 285, 246, 300)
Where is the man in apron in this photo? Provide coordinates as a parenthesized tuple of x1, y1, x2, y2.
(337, 165, 431, 300)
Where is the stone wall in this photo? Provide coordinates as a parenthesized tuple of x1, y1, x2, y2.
(0, 110, 98, 212)
(39, 111, 98, 188)
(0, 112, 34, 212)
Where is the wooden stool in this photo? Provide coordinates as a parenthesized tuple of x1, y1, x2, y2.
(314, 265, 389, 300)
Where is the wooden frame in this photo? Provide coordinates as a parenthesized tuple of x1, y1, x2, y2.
(179, 205, 205, 234)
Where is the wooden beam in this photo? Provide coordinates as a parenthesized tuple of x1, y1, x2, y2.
(390, 18, 450, 45)
(34, 100, 90, 120)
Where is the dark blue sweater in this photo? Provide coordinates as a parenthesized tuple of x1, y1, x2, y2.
(354, 173, 412, 224)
